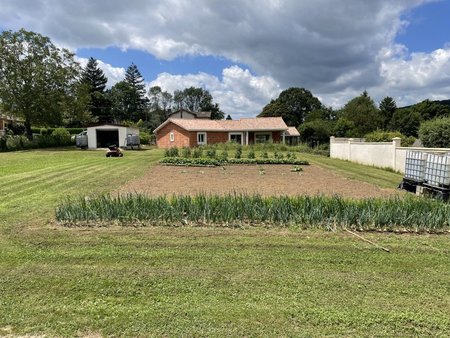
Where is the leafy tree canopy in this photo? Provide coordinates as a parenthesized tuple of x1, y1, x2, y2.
(0, 29, 81, 138)
(339, 91, 382, 137)
(258, 87, 323, 127)
(173, 87, 224, 120)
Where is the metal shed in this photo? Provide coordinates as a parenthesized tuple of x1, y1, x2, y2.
(86, 124, 139, 149)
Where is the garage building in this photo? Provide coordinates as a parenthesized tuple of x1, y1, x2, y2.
(86, 124, 139, 149)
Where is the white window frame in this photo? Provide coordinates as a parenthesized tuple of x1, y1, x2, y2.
(229, 132, 244, 145)
(197, 132, 207, 145)
(254, 132, 272, 144)
(169, 132, 175, 142)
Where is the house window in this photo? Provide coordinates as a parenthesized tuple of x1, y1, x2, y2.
(197, 132, 207, 145)
(170, 132, 175, 142)
(229, 132, 244, 145)
(255, 133, 271, 144)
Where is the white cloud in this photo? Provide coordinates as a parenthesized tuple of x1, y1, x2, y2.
(2, 0, 450, 111)
(149, 66, 281, 118)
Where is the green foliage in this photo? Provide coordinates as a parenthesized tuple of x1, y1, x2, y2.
(419, 117, 450, 148)
(247, 147, 255, 159)
(234, 145, 242, 159)
(57, 193, 450, 232)
(298, 119, 333, 146)
(333, 117, 356, 137)
(181, 146, 192, 158)
(192, 147, 203, 158)
(258, 87, 323, 126)
(139, 131, 151, 145)
(80, 57, 110, 123)
(164, 147, 179, 157)
(31, 127, 85, 135)
(339, 91, 382, 137)
(389, 108, 422, 137)
(0, 132, 75, 152)
(262, 151, 269, 159)
(205, 148, 217, 159)
(219, 149, 228, 161)
(379, 96, 397, 129)
(273, 151, 284, 159)
(364, 130, 416, 147)
(173, 86, 224, 120)
(160, 157, 220, 166)
(0, 29, 81, 138)
(227, 158, 308, 165)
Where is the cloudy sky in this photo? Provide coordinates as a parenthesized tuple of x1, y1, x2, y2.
(1, 0, 450, 118)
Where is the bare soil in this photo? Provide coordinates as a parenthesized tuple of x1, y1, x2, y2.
(118, 164, 401, 199)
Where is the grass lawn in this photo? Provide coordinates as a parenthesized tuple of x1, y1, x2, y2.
(1, 148, 449, 337)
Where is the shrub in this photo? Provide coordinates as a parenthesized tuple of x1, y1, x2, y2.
(364, 130, 415, 147)
(247, 148, 255, 159)
(52, 128, 71, 143)
(262, 151, 269, 159)
(234, 145, 242, 159)
(273, 151, 284, 160)
(181, 147, 191, 158)
(160, 157, 220, 166)
(139, 131, 151, 145)
(219, 149, 228, 162)
(206, 148, 217, 159)
(165, 147, 179, 157)
(192, 147, 202, 158)
(419, 117, 450, 148)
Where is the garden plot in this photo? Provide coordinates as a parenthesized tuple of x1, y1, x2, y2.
(118, 164, 400, 198)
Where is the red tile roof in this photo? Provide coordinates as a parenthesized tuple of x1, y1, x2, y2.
(285, 127, 300, 136)
(154, 117, 288, 133)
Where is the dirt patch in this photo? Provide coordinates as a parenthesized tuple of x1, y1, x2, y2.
(117, 164, 401, 199)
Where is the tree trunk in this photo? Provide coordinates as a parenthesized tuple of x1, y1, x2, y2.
(25, 119, 33, 140)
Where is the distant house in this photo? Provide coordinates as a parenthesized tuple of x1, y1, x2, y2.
(154, 117, 290, 148)
(166, 109, 212, 119)
(285, 126, 301, 145)
(0, 114, 21, 136)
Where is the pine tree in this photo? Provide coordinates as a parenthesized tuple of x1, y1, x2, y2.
(379, 96, 397, 129)
(124, 63, 148, 121)
(81, 57, 110, 122)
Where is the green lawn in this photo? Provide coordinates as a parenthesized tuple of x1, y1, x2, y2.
(1, 148, 449, 337)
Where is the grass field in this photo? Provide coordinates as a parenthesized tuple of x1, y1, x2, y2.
(1, 148, 449, 337)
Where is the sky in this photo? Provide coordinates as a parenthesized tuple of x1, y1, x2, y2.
(1, 0, 450, 119)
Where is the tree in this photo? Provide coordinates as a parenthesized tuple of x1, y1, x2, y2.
(0, 29, 81, 138)
(106, 81, 133, 122)
(339, 91, 382, 137)
(226, 114, 232, 120)
(333, 118, 355, 137)
(298, 119, 333, 146)
(124, 63, 148, 121)
(147, 86, 173, 130)
(389, 108, 422, 137)
(379, 96, 397, 129)
(173, 87, 224, 119)
(258, 87, 323, 127)
(419, 117, 450, 148)
(81, 57, 109, 122)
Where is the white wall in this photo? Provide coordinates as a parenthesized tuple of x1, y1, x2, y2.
(330, 137, 450, 173)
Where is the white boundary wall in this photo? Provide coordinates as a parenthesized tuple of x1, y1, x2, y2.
(330, 137, 450, 173)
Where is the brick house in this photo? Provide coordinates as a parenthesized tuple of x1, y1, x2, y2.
(154, 117, 290, 148)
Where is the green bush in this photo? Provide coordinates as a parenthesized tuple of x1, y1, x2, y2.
(419, 117, 450, 148)
(181, 147, 192, 158)
(364, 130, 416, 147)
(206, 148, 217, 159)
(219, 149, 228, 162)
(247, 148, 255, 159)
(160, 157, 220, 166)
(234, 145, 242, 159)
(164, 147, 179, 157)
(139, 131, 151, 145)
(192, 147, 202, 158)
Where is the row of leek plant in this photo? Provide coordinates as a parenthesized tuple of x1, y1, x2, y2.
(56, 193, 450, 232)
